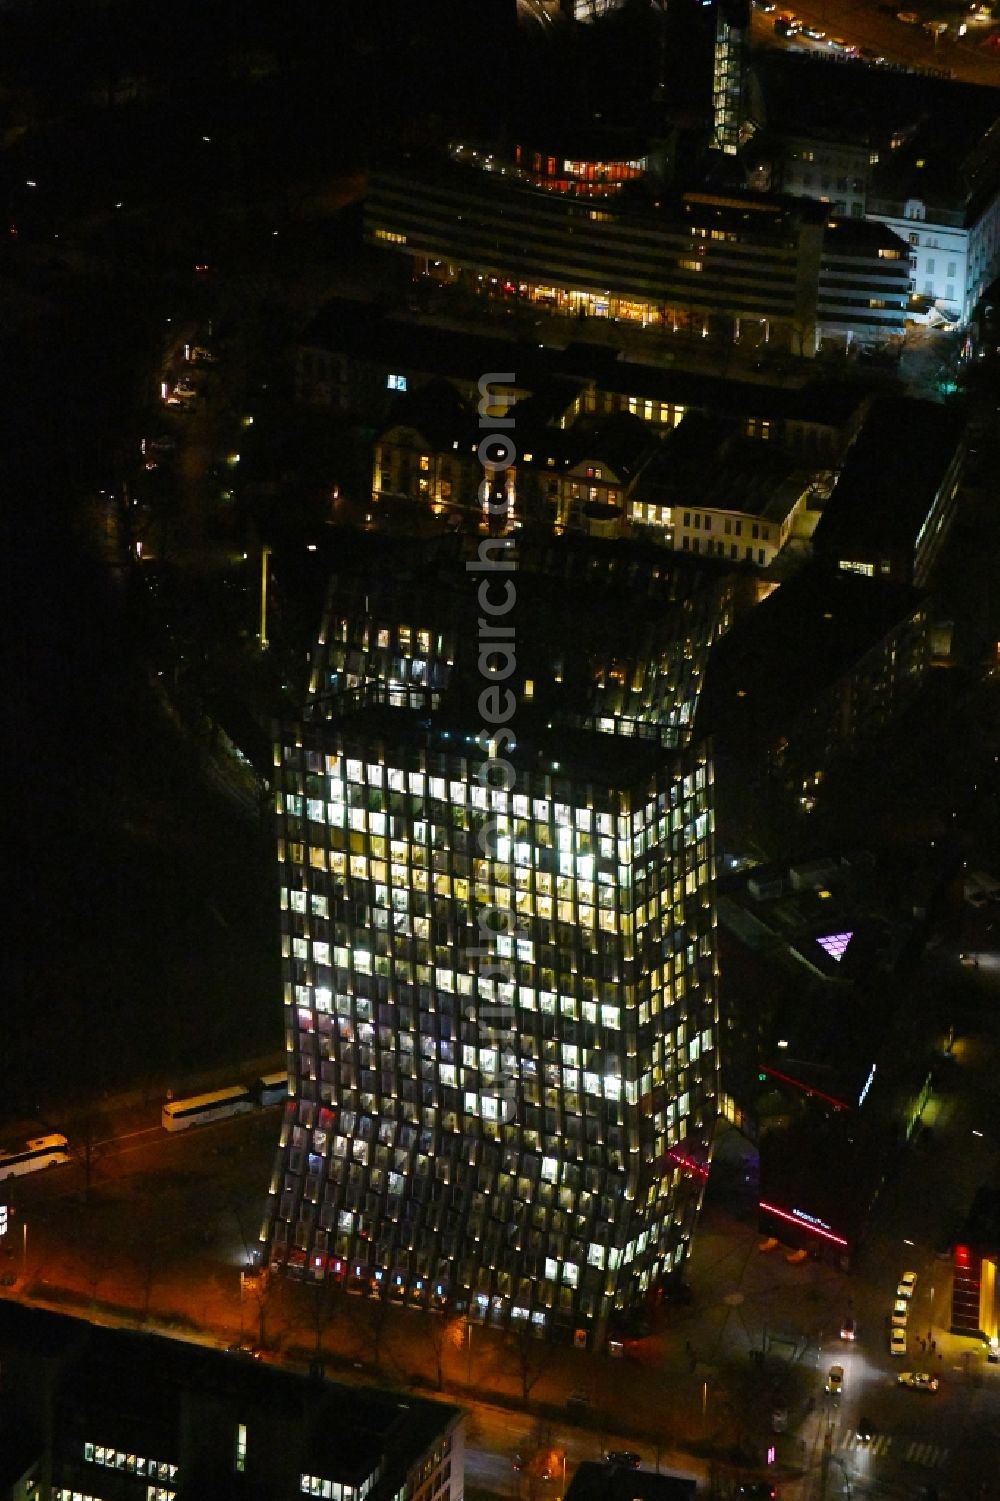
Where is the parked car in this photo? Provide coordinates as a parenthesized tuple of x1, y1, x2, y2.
(898, 1371, 939, 1392)
(892, 1298, 909, 1329)
(890, 1327, 907, 1356)
(605, 1453, 641, 1469)
(898, 1271, 918, 1298)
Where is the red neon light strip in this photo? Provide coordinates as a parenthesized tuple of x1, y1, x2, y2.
(761, 1065, 850, 1112)
(759, 1200, 849, 1248)
(666, 1149, 710, 1179)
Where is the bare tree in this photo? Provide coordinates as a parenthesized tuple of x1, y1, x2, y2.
(241, 1267, 273, 1349)
(67, 1102, 114, 1201)
(426, 1313, 465, 1391)
(511, 1326, 551, 1402)
(365, 1291, 392, 1378)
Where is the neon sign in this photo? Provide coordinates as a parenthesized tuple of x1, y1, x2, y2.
(818, 931, 853, 962)
(761, 1065, 850, 1111)
(858, 1063, 876, 1107)
(759, 1199, 849, 1248)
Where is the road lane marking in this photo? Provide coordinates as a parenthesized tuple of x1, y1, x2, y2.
(94, 1127, 161, 1148)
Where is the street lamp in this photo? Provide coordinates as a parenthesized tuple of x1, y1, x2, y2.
(834, 1457, 853, 1498)
(259, 545, 271, 650)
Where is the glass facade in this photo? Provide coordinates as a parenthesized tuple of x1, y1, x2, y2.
(265, 538, 724, 1339)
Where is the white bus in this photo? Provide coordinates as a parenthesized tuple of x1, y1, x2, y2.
(255, 1071, 289, 1108)
(161, 1085, 254, 1132)
(0, 1134, 71, 1180)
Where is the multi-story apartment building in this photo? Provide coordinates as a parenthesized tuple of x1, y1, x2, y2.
(865, 115, 1000, 323)
(776, 132, 871, 221)
(265, 533, 726, 1342)
(365, 147, 911, 352)
(754, 54, 1000, 324)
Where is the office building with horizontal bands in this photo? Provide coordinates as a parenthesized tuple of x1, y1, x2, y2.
(265, 532, 726, 1342)
(0, 1302, 463, 1501)
(364, 146, 911, 352)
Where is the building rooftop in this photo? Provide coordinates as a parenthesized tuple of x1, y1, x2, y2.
(756, 48, 1000, 168)
(565, 1461, 697, 1501)
(299, 298, 869, 435)
(810, 397, 964, 563)
(639, 410, 813, 520)
(697, 561, 924, 745)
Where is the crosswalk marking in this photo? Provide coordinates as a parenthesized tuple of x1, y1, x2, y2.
(841, 1431, 891, 1457)
(903, 1440, 949, 1468)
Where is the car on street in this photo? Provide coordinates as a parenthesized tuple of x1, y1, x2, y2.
(226, 1341, 263, 1360)
(737, 1485, 777, 1500)
(605, 1453, 641, 1469)
(825, 1364, 844, 1395)
(802, 24, 826, 37)
(892, 1298, 909, 1329)
(890, 1327, 907, 1356)
(898, 1271, 918, 1298)
(840, 1315, 856, 1341)
(856, 1417, 874, 1443)
(567, 1390, 591, 1412)
(898, 1371, 940, 1392)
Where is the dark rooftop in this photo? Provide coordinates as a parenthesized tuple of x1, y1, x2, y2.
(755, 48, 1000, 161)
(811, 397, 964, 561)
(566, 1461, 697, 1501)
(298, 298, 868, 431)
(697, 561, 925, 745)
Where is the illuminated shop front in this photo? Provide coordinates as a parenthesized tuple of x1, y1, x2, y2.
(265, 535, 726, 1340)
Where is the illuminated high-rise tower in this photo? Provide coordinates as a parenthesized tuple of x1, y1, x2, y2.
(264, 533, 725, 1343)
(712, 0, 751, 154)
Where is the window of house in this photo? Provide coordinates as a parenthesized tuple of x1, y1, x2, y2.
(386, 373, 407, 391)
(683, 511, 691, 526)
(947, 261, 956, 278)
(926, 258, 935, 274)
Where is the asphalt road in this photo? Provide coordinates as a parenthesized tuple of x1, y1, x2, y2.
(751, 4, 1000, 86)
(2, 938, 998, 1501)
